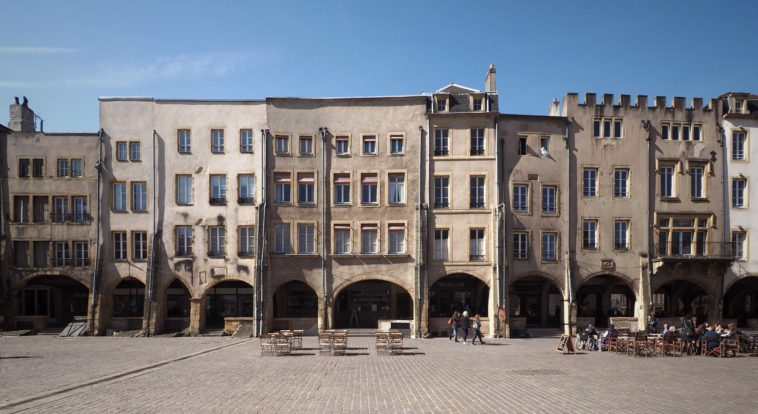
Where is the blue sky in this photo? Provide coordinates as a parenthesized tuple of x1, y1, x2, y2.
(1, 0, 757, 132)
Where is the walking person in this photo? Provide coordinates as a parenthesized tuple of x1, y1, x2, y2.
(471, 314, 485, 345)
(460, 310, 470, 344)
(449, 310, 461, 342)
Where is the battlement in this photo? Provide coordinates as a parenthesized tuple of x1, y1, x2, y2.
(564, 92, 716, 112)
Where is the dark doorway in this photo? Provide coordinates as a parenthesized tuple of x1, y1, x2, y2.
(723, 277, 758, 326)
(273, 281, 317, 318)
(333, 280, 412, 328)
(19, 275, 89, 328)
(576, 275, 635, 327)
(509, 276, 562, 327)
(653, 280, 710, 322)
(429, 274, 489, 317)
(204, 280, 253, 328)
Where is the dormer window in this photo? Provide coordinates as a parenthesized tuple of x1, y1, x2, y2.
(735, 100, 744, 113)
(472, 96, 484, 111)
(435, 97, 448, 112)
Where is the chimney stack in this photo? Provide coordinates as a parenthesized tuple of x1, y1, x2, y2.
(9, 96, 35, 132)
(485, 64, 496, 93)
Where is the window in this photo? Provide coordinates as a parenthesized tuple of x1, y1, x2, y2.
(542, 186, 557, 214)
(274, 224, 291, 254)
(132, 182, 147, 212)
(113, 182, 127, 211)
(657, 216, 710, 257)
(542, 232, 557, 261)
(32, 158, 44, 177)
(388, 173, 405, 205)
(211, 129, 224, 153)
(690, 166, 704, 199)
(388, 224, 406, 254)
(582, 219, 598, 249)
(238, 226, 256, 257)
(275, 135, 289, 155)
(334, 224, 351, 254)
(434, 176, 449, 208)
(274, 173, 291, 204)
(240, 129, 254, 153)
(14, 241, 29, 267)
(517, 136, 527, 155)
(297, 223, 315, 254)
(362, 135, 377, 155)
(593, 118, 622, 138)
(18, 159, 30, 177)
(660, 166, 674, 198)
(469, 229, 485, 261)
(614, 169, 629, 198)
(662, 122, 702, 141)
(435, 97, 447, 112)
(33, 196, 48, 223)
(54, 241, 69, 267)
(614, 119, 623, 138)
(178, 129, 191, 153)
(733, 132, 746, 160)
(129, 142, 141, 161)
(512, 184, 528, 212)
(614, 220, 630, 251)
(57, 159, 69, 177)
(52, 196, 67, 223)
(333, 174, 350, 205)
(73, 241, 89, 266)
(210, 175, 227, 205)
(13, 196, 30, 223)
(361, 173, 378, 205)
(176, 175, 193, 205)
(434, 129, 449, 156)
(297, 173, 315, 205)
(34, 241, 49, 268)
(335, 136, 349, 156)
(390, 135, 404, 155)
(361, 224, 378, 254)
(238, 175, 255, 205)
(513, 232, 528, 260)
(540, 136, 550, 156)
(732, 178, 746, 208)
(208, 227, 225, 257)
(693, 125, 702, 141)
(113, 231, 127, 260)
(472, 97, 483, 111)
(72, 196, 88, 223)
(732, 230, 747, 261)
(583, 168, 598, 197)
(671, 124, 680, 141)
(299, 135, 313, 156)
(434, 229, 449, 260)
(133, 231, 148, 260)
(470, 176, 485, 208)
(176, 226, 193, 257)
(661, 123, 670, 140)
(71, 159, 83, 177)
(470, 128, 485, 155)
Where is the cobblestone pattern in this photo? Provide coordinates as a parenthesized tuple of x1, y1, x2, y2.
(1, 336, 757, 413)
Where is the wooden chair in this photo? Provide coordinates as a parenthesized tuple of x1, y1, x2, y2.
(274, 334, 291, 356)
(332, 333, 348, 355)
(375, 332, 390, 355)
(389, 331, 404, 354)
(722, 335, 741, 357)
(318, 332, 333, 355)
(604, 336, 617, 352)
(290, 330, 303, 350)
(701, 338, 722, 357)
(260, 334, 276, 357)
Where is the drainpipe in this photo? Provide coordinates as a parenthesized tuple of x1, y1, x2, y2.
(643, 119, 654, 330)
(144, 129, 158, 336)
(415, 125, 424, 337)
(255, 129, 268, 336)
(493, 115, 501, 337)
(564, 119, 574, 335)
(319, 127, 329, 330)
(88, 128, 104, 335)
(718, 121, 728, 320)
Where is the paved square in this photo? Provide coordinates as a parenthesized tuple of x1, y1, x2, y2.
(1, 335, 756, 413)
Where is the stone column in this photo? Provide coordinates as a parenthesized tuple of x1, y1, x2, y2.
(189, 298, 203, 334)
(637, 255, 650, 331)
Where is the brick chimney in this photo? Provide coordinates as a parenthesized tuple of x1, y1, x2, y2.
(9, 96, 35, 132)
(485, 64, 496, 93)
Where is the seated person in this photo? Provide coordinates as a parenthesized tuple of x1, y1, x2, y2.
(726, 323, 741, 338)
(701, 327, 720, 352)
(578, 324, 598, 350)
(598, 324, 618, 350)
(663, 326, 678, 343)
(661, 323, 669, 334)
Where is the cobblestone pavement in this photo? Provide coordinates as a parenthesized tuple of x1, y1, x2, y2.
(1, 335, 757, 413)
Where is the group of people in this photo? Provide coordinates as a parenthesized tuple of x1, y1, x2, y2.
(448, 310, 485, 344)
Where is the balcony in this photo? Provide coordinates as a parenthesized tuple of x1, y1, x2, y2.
(470, 148, 485, 156)
(209, 197, 227, 206)
(238, 197, 255, 206)
(654, 242, 734, 261)
(238, 250, 255, 257)
(51, 213, 92, 224)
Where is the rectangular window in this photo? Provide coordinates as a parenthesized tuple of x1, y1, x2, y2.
(176, 175, 193, 205)
(210, 175, 227, 205)
(362, 135, 377, 155)
(129, 142, 141, 161)
(513, 232, 528, 260)
(361, 173, 378, 205)
(333, 174, 350, 205)
(732, 231, 746, 260)
(542, 233, 557, 261)
(32, 159, 44, 177)
(388, 173, 405, 205)
(661, 123, 670, 140)
(19, 158, 30, 177)
(470, 176, 485, 208)
(73, 241, 89, 266)
(133, 231, 148, 260)
(469, 229, 485, 261)
(614, 220, 630, 251)
(660, 166, 674, 198)
(470, 128, 485, 155)
(178, 129, 191, 153)
(594, 118, 622, 138)
(434, 229, 449, 260)
(57, 159, 69, 177)
(240, 129, 254, 153)
(692, 125, 701, 141)
(671, 124, 680, 141)
(335, 136, 349, 156)
(683, 125, 691, 141)
(208, 227, 225, 257)
(275, 135, 289, 155)
(542, 186, 556, 214)
(614, 119, 623, 138)
(690, 166, 704, 199)
(517, 136, 527, 155)
(732, 178, 746, 208)
(733, 132, 746, 160)
(274, 224, 291, 254)
(603, 119, 611, 138)
(434, 176, 449, 208)
(540, 136, 550, 155)
(33, 196, 48, 224)
(211, 129, 224, 153)
(238, 226, 256, 257)
(434, 129, 449, 156)
(472, 97, 483, 111)
(52, 196, 67, 223)
(614, 169, 629, 198)
(113, 231, 127, 260)
(132, 182, 147, 212)
(72, 196, 88, 223)
(583, 168, 598, 197)
(299, 136, 313, 156)
(513, 184, 528, 212)
(14, 241, 29, 267)
(436, 97, 447, 112)
(53, 241, 69, 267)
(297, 223, 315, 254)
(71, 159, 83, 177)
(334, 224, 351, 254)
(361, 224, 378, 254)
(176, 226, 193, 256)
(583, 219, 598, 249)
(113, 182, 127, 212)
(274, 173, 291, 204)
(13, 196, 30, 223)
(390, 135, 404, 155)
(297, 172, 315, 205)
(388, 224, 406, 254)
(238, 174, 255, 205)
(34, 241, 49, 268)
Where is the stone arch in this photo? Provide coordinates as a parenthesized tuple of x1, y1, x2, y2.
(12, 273, 90, 330)
(429, 268, 491, 288)
(576, 273, 637, 327)
(723, 276, 758, 326)
(199, 276, 254, 299)
(509, 274, 564, 328)
(202, 279, 254, 328)
(333, 273, 414, 299)
(652, 279, 715, 322)
(332, 278, 413, 329)
(272, 281, 318, 318)
(430, 273, 490, 317)
(12, 270, 91, 293)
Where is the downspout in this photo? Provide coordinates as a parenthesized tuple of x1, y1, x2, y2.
(145, 129, 158, 336)
(493, 115, 501, 337)
(415, 125, 423, 337)
(643, 120, 654, 324)
(564, 119, 574, 334)
(319, 127, 329, 330)
(718, 120, 728, 320)
(256, 129, 268, 336)
(88, 128, 104, 335)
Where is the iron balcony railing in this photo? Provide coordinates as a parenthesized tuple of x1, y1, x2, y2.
(50, 213, 93, 224)
(654, 242, 734, 259)
(238, 197, 255, 205)
(209, 197, 227, 206)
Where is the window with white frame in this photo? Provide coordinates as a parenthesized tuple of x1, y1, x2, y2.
(469, 229, 485, 261)
(113, 231, 127, 260)
(116, 142, 128, 161)
(470, 128, 485, 155)
(593, 117, 623, 138)
(614, 220, 630, 251)
(657, 217, 709, 257)
(274, 173, 291, 204)
(390, 135, 404, 155)
(542, 232, 557, 261)
(583, 168, 598, 197)
(361, 173, 378, 205)
(13, 196, 29, 223)
(176, 175, 193, 205)
(388, 223, 406, 254)
(333, 224, 351, 254)
(274, 224, 291, 254)
(132, 182, 147, 212)
(388, 173, 405, 205)
(54, 241, 69, 267)
(73, 241, 89, 266)
(238, 174, 255, 205)
(210, 175, 227, 205)
(208, 227, 225, 257)
(73, 196, 88, 222)
(299, 135, 313, 156)
(335, 136, 349, 156)
(732, 178, 747, 208)
(362, 135, 377, 155)
(435, 97, 447, 112)
(133, 231, 148, 260)
(732, 230, 747, 261)
(540, 136, 550, 155)
(582, 219, 598, 249)
(434, 176, 449, 208)
(470, 176, 485, 208)
(130, 142, 141, 161)
(176, 226, 193, 256)
(240, 129, 254, 153)
(542, 186, 556, 214)
(659, 165, 674, 198)
(732, 131, 746, 160)
(513, 232, 528, 259)
(434, 229, 449, 260)
(178, 129, 191, 153)
(614, 168, 629, 198)
(57, 159, 69, 177)
(472, 97, 483, 111)
(297, 223, 315, 254)
(512, 184, 528, 212)
(211, 129, 224, 153)
(53, 196, 67, 223)
(113, 182, 127, 212)
(71, 159, 83, 177)
(333, 174, 350, 205)
(275, 135, 289, 155)
(298, 172, 315, 205)
(690, 166, 704, 199)
(361, 224, 378, 254)
(434, 129, 449, 156)
(238, 226, 255, 257)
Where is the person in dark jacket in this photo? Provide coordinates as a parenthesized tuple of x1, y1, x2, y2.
(460, 310, 470, 344)
(471, 314, 485, 345)
(449, 310, 461, 342)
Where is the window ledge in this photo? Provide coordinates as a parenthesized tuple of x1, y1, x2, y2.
(660, 197, 680, 202)
(333, 204, 352, 207)
(691, 197, 710, 203)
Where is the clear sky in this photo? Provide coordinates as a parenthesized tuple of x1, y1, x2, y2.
(1, 0, 757, 132)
